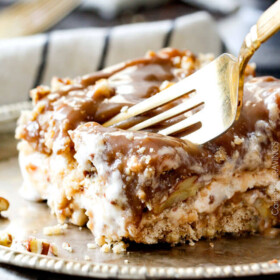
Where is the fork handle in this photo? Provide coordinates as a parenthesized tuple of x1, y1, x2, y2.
(257, 0, 280, 44)
(237, 0, 280, 119)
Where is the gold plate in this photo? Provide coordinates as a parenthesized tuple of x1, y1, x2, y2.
(1, 157, 280, 279)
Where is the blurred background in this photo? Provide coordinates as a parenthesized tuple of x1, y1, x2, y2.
(0, 0, 279, 76)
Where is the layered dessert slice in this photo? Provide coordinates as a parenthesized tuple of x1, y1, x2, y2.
(16, 48, 280, 245)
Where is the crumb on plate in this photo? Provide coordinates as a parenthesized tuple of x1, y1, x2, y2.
(43, 224, 68, 236)
(87, 243, 98, 249)
(62, 242, 73, 253)
(0, 197, 9, 212)
(0, 232, 13, 247)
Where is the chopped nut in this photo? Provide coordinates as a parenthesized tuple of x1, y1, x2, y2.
(255, 198, 272, 218)
(23, 237, 50, 255)
(112, 241, 127, 254)
(95, 236, 106, 247)
(93, 79, 114, 99)
(43, 224, 68, 236)
(124, 259, 129, 264)
(214, 147, 227, 163)
(209, 242, 214, 248)
(62, 242, 73, 253)
(100, 243, 111, 253)
(30, 85, 50, 104)
(87, 243, 98, 249)
(0, 197, 9, 212)
(127, 155, 141, 172)
(49, 243, 58, 257)
(0, 232, 13, 247)
(181, 56, 196, 72)
(94, 237, 127, 254)
(154, 176, 200, 214)
(79, 227, 83, 231)
(233, 135, 244, 145)
(172, 56, 181, 67)
(146, 50, 156, 58)
(51, 77, 73, 91)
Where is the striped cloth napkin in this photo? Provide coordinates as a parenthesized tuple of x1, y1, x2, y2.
(0, 12, 222, 106)
(82, 0, 169, 19)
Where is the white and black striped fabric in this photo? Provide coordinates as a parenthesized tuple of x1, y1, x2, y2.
(0, 12, 222, 106)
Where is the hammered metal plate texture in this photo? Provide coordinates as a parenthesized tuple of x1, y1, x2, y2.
(1, 157, 280, 279)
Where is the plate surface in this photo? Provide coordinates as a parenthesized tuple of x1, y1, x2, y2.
(1, 157, 280, 279)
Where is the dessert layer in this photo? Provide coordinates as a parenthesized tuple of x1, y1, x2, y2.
(16, 48, 280, 244)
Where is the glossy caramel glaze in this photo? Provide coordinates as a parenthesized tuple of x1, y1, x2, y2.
(17, 48, 280, 159)
(16, 49, 198, 154)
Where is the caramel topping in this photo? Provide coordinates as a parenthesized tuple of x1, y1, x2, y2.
(17, 49, 280, 167)
(17, 49, 198, 154)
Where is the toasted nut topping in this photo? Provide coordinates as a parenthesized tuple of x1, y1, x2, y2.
(0, 232, 13, 247)
(30, 85, 50, 104)
(23, 237, 50, 255)
(214, 147, 227, 163)
(0, 197, 9, 212)
(233, 135, 244, 145)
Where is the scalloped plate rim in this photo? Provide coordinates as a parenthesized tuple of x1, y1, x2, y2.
(0, 245, 280, 279)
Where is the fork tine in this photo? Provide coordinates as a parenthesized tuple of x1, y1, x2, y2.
(103, 77, 198, 127)
(159, 111, 203, 136)
(129, 94, 203, 131)
(180, 123, 208, 144)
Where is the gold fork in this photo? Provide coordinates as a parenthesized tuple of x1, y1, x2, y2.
(104, 0, 280, 145)
(0, 0, 82, 38)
